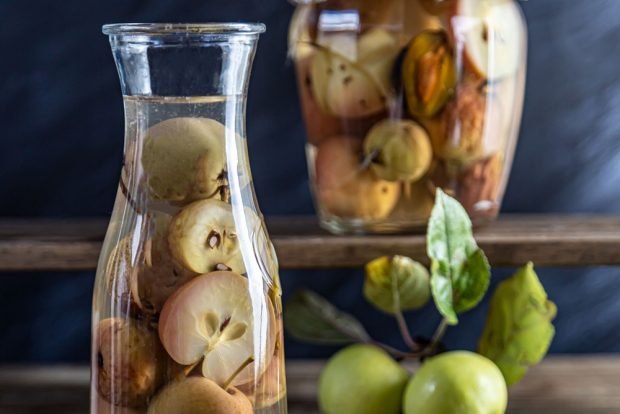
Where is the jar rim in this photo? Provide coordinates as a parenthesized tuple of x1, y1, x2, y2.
(102, 23, 266, 36)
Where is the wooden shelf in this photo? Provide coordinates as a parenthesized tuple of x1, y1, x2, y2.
(0, 357, 618, 414)
(0, 215, 620, 271)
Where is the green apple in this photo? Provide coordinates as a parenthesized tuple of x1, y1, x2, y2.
(403, 351, 507, 414)
(319, 344, 409, 414)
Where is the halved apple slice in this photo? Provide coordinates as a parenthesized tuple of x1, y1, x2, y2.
(168, 199, 245, 274)
(310, 48, 387, 118)
(451, 0, 524, 80)
(310, 29, 400, 118)
(158, 271, 276, 387)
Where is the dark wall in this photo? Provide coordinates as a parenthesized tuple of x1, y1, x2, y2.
(1, 0, 620, 362)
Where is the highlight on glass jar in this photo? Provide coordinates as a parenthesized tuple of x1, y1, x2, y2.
(288, 0, 527, 233)
(92, 23, 287, 414)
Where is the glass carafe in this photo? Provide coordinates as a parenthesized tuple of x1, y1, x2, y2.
(92, 23, 286, 414)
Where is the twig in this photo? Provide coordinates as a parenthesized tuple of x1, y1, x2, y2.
(223, 356, 254, 390)
(394, 309, 420, 352)
(359, 148, 379, 170)
(390, 264, 420, 352)
(429, 318, 449, 352)
(369, 340, 416, 360)
(180, 360, 202, 378)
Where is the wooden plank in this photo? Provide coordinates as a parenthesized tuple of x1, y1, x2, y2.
(0, 219, 106, 272)
(0, 357, 619, 413)
(0, 215, 620, 271)
(270, 215, 620, 269)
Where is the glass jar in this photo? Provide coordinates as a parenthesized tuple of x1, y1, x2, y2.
(288, 0, 527, 233)
(92, 23, 287, 414)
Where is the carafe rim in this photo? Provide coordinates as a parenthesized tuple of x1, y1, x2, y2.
(102, 22, 266, 36)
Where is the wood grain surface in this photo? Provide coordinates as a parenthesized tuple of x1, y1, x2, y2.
(1, 215, 620, 271)
(0, 357, 618, 413)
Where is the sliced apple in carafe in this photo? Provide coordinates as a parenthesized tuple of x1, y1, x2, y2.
(451, 0, 524, 80)
(168, 199, 245, 274)
(158, 271, 276, 387)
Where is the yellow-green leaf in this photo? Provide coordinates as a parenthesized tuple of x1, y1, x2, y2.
(478, 262, 557, 386)
(364, 255, 431, 314)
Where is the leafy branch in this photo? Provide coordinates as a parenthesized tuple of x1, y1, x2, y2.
(285, 190, 556, 386)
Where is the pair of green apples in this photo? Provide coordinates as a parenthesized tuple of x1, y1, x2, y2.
(319, 345, 507, 414)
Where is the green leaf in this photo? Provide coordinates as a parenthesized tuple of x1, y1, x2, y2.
(453, 249, 491, 313)
(285, 290, 371, 345)
(364, 255, 431, 315)
(478, 262, 557, 386)
(427, 189, 491, 325)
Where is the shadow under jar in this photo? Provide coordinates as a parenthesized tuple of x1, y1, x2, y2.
(92, 23, 287, 414)
(288, 0, 527, 234)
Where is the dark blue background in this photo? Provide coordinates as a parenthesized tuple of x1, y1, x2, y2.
(1, 0, 620, 362)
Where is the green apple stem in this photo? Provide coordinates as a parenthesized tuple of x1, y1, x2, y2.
(394, 309, 420, 352)
(223, 356, 255, 390)
(428, 318, 449, 352)
(390, 269, 420, 352)
(369, 340, 415, 360)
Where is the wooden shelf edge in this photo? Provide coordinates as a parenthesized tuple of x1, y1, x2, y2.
(1, 356, 619, 414)
(1, 215, 620, 271)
